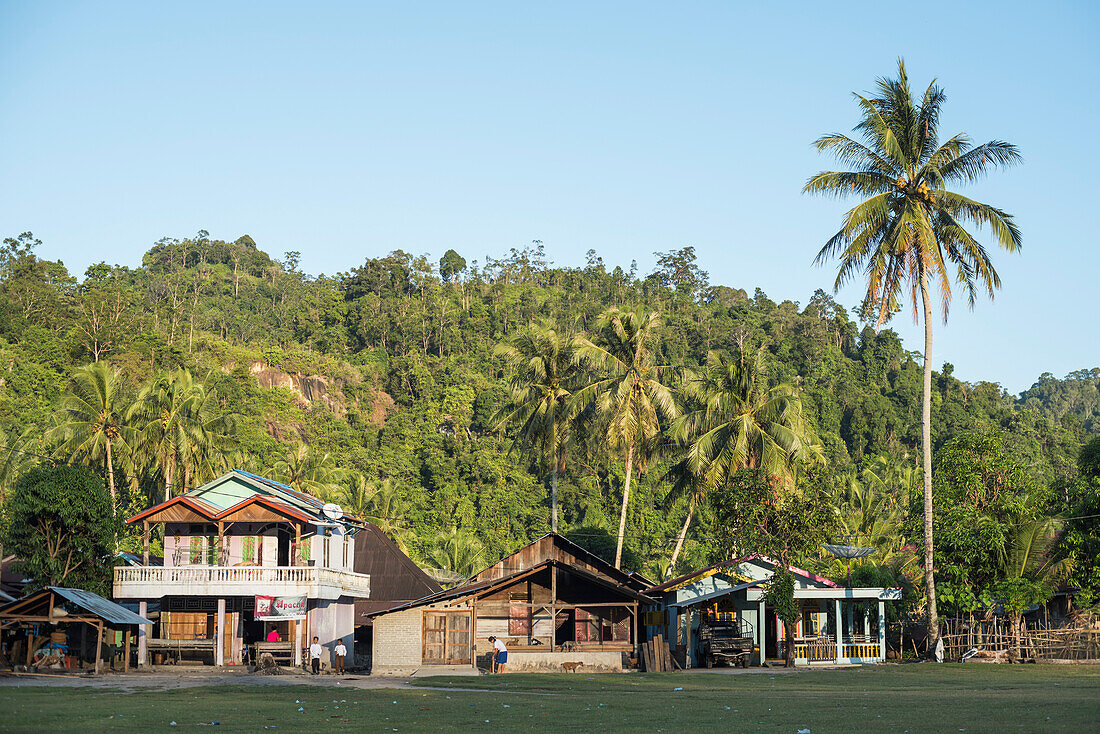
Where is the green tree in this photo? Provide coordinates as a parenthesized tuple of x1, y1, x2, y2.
(268, 443, 347, 500)
(420, 526, 486, 579)
(49, 362, 132, 513)
(340, 476, 410, 551)
(667, 348, 820, 573)
(574, 308, 677, 568)
(806, 59, 1023, 644)
(128, 369, 237, 501)
(492, 321, 579, 533)
(709, 468, 839, 666)
(3, 465, 118, 595)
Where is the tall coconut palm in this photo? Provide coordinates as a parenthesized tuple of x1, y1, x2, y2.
(49, 362, 131, 512)
(269, 443, 346, 501)
(339, 476, 410, 551)
(492, 321, 578, 533)
(574, 308, 676, 569)
(666, 348, 819, 573)
(128, 368, 236, 502)
(805, 59, 1022, 644)
(420, 526, 486, 580)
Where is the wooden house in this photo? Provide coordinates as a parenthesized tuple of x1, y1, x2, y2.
(114, 470, 372, 668)
(644, 556, 901, 667)
(366, 534, 654, 674)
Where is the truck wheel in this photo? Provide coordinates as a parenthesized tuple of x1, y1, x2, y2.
(705, 654, 713, 668)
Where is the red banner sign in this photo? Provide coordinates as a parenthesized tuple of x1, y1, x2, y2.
(254, 595, 307, 620)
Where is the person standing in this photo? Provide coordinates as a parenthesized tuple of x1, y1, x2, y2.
(333, 639, 347, 674)
(488, 636, 508, 674)
(309, 636, 323, 675)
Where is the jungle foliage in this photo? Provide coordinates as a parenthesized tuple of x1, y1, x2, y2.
(0, 231, 1096, 603)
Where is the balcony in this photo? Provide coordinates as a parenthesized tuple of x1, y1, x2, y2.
(114, 565, 370, 601)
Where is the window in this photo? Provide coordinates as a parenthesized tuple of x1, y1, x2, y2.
(188, 536, 204, 565)
(509, 605, 532, 636)
(342, 535, 350, 568)
(205, 534, 219, 565)
(322, 534, 331, 567)
(242, 536, 256, 564)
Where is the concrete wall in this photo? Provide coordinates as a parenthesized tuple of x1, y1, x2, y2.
(308, 597, 356, 669)
(505, 650, 626, 672)
(372, 608, 423, 674)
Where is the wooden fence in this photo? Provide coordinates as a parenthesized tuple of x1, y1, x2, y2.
(940, 615, 1100, 662)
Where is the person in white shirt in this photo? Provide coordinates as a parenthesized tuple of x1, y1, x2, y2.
(488, 635, 508, 673)
(309, 636, 323, 675)
(333, 640, 347, 674)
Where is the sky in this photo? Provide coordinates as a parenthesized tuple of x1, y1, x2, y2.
(1, 1, 1096, 394)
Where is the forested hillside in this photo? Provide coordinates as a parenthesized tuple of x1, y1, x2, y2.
(0, 231, 1096, 581)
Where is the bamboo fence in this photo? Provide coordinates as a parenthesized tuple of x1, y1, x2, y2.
(940, 613, 1100, 662)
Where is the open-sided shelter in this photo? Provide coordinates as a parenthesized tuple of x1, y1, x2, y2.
(645, 556, 901, 667)
(0, 586, 153, 673)
(366, 533, 654, 674)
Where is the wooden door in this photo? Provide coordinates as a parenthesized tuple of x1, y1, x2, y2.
(422, 612, 447, 664)
(445, 612, 471, 665)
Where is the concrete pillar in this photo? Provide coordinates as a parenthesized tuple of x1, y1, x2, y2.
(757, 598, 765, 665)
(215, 598, 225, 667)
(294, 618, 303, 666)
(835, 599, 843, 663)
(878, 600, 886, 662)
(138, 601, 149, 668)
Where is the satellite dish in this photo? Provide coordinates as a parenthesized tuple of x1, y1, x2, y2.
(322, 503, 344, 521)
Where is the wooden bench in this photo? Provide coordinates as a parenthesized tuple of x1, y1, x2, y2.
(251, 641, 294, 665)
(147, 638, 216, 664)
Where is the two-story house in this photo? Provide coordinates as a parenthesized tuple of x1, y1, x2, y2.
(114, 470, 371, 668)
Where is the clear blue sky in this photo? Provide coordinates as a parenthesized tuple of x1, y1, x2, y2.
(1, 1, 1096, 394)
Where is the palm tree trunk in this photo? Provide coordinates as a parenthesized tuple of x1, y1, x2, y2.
(668, 500, 694, 578)
(105, 440, 117, 511)
(614, 444, 634, 569)
(919, 270, 939, 648)
(551, 460, 558, 534)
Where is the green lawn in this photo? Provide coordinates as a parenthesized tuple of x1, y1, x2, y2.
(1, 665, 1097, 733)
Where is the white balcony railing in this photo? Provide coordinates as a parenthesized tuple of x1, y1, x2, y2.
(114, 565, 370, 601)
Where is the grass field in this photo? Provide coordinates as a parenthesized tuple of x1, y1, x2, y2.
(1, 665, 1097, 733)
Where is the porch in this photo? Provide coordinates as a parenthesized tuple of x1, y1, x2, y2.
(113, 565, 370, 601)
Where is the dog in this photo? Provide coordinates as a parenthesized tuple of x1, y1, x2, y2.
(560, 661, 583, 673)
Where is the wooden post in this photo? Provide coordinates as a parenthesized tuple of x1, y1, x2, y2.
(138, 600, 149, 668)
(685, 608, 692, 668)
(25, 629, 33, 668)
(124, 629, 131, 672)
(143, 521, 150, 565)
(95, 622, 104, 674)
(295, 525, 302, 565)
(215, 598, 226, 666)
(217, 522, 225, 566)
(550, 565, 557, 650)
(835, 599, 843, 663)
(471, 601, 478, 670)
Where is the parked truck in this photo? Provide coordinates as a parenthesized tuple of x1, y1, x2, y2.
(698, 616, 754, 668)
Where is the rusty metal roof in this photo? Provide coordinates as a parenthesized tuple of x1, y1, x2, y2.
(47, 587, 153, 625)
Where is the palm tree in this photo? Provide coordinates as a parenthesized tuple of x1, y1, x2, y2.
(805, 59, 1022, 644)
(574, 308, 677, 569)
(420, 526, 486, 580)
(340, 476, 410, 551)
(128, 368, 236, 501)
(492, 321, 578, 533)
(49, 362, 131, 512)
(269, 443, 346, 501)
(666, 348, 819, 574)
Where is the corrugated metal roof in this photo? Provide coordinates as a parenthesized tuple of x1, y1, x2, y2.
(667, 579, 766, 608)
(48, 587, 154, 625)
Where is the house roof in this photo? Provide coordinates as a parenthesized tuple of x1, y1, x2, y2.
(365, 558, 654, 619)
(126, 470, 351, 527)
(470, 533, 650, 591)
(353, 523, 441, 602)
(646, 560, 750, 594)
(667, 579, 766, 608)
(0, 586, 153, 626)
